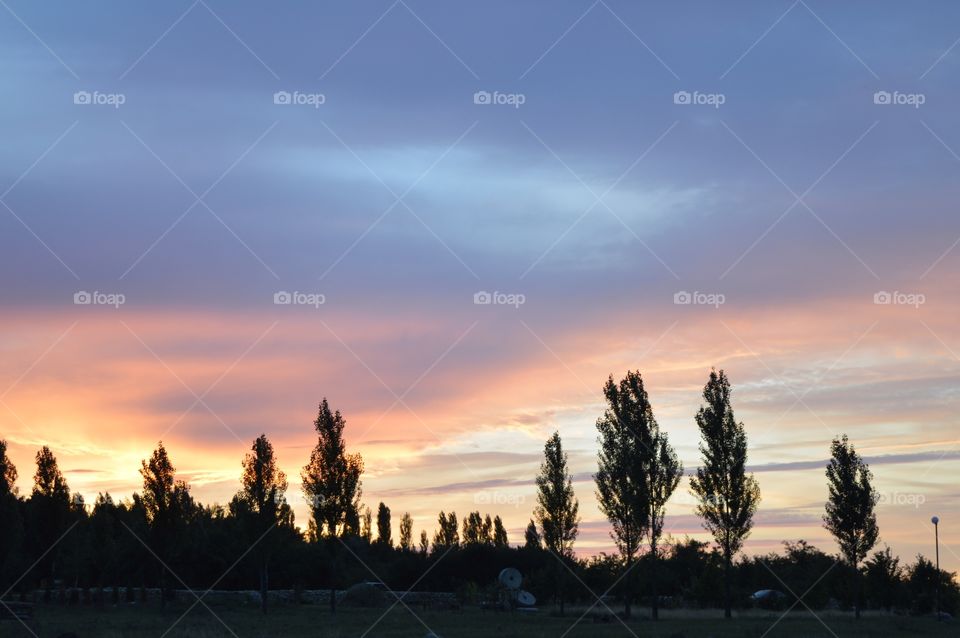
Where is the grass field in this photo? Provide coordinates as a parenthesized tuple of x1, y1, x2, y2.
(3, 604, 954, 637)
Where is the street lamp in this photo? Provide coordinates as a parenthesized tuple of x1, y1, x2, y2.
(932, 516, 940, 621)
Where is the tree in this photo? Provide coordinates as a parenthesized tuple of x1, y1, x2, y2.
(139, 442, 181, 609)
(493, 515, 509, 547)
(482, 514, 494, 545)
(0, 439, 17, 497)
(361, 506, 373, 543)
(524, 519, 541, 549)
(535, 431, 579, 615)
(462, 511, 492, 546)
(29, 446, 71, 590)
(594, 372, 653, 618)
(865, 546, 902, 612)
(376, 502, 392, 547)
(0, 440, 23, 595)
(33, 445, 69, 501)
(238, 434, 290, 613)
(689, 369, 760, 619)
(399, 512, 413, 550)
(823, 434, 879, 619)
(301, 398, 363, 614)
(418, 530, 429, 554)
(645, 415, 683, 620)
(301, 398, 364, 538)
(433, 511, 459, 550)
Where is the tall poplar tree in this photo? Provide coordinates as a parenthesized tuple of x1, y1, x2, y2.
(824, 434, 879, 619)
(689, 370, 760, 619)
(535, 431, 579, 615)
(237, 434, 290, 613)
(301, 399, 364, 537)
(594, 371, 652, 618)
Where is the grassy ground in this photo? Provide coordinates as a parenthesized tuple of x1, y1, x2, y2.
(4, 603, 954, 637)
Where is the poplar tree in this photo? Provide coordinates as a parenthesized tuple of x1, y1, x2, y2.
(689, 370, 760, 619)
(535, 431, 579, 615)
(238, 434, 290, 613)
(824, 434, 879, 620)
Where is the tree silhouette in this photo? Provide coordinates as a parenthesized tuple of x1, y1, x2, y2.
(237, 434, 290, 613)
(493, 515, 509, 547)
(1, 431, 958, 617)
(433, 511, 459, 550)
(399, 512, 413, 550)
(645, 412, 683, 620)
(0, 439, 17, 497)
(301, 399, 364, 538)
(418, 529, 429, 554)
(33, 445, 69, 501)
(361, 506, 373, 542)
(524, 519, 541, 549)
(594, 371, 653, 618)
(376, 502, 392, 547)
(300, 398, 364, 612)
(689, 370, 760, 619)
(824, 434, 879, 619)
(865, 546, 902, 612)
(30, 446, 71, 594)
(462, 511, 495, 546)
(535, 431, 579, 615)
(0, 440, 23, 595)
(139, 442, 187, 608)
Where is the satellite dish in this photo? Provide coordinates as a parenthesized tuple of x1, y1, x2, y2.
(516, 590, 536, 607)
(498, 567, 522, 590)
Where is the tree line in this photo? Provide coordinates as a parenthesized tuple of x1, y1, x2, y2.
(0, 370, 955, 618)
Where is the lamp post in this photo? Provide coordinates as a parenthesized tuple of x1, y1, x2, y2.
(932, 516, 940, 621)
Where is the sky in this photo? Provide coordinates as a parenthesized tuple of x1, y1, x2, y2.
(1, 0, 959, 574)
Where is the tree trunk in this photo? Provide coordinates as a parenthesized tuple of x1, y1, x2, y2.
(160, 569, 167, 610)
(723, 550, 732, 619)
(260, 556, 268, 614)
(624, 554, 633, 619)
(854, 564, 862, 620)
(650, 539, 659, 621)
(558, 557, 565, 617)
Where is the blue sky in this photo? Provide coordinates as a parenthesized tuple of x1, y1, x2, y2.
(2, 0, 960, 569)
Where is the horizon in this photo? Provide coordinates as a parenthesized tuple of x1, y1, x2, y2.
(2, 0, 958, 578)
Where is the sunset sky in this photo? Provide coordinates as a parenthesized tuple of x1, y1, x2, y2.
(2, 1, 959, 573)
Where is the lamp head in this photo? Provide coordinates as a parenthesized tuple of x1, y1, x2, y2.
(932, 516, 940, 525)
